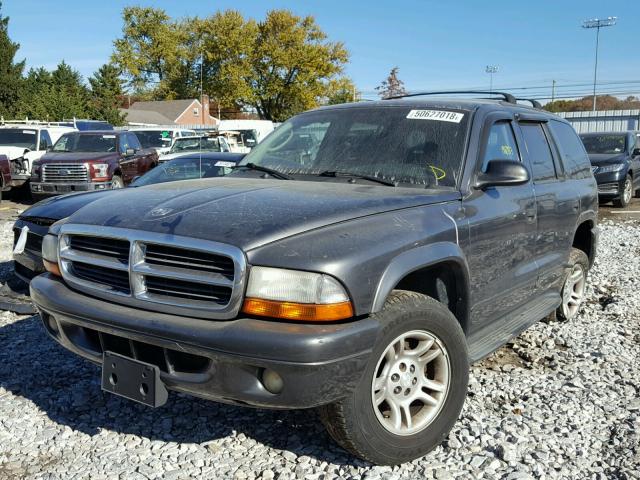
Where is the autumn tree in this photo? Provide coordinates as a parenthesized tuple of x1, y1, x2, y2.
(0, 1, 25, 117)
(544, 95, 640, 113)
(376, 67, 407, 99)
(325, 77, 358, 105)
(88, 64, 126, 125)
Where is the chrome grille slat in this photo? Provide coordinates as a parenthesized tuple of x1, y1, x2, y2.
(42, 164, 89, 183)
(58, 225, 246, 320)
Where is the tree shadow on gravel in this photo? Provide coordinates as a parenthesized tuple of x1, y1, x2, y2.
(0, 315, 367, 467)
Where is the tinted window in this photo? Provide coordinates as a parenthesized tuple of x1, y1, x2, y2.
(53, 133, 117, 153)
(127, 133, 142, 150)
(548, 121, 591, 177)
(39, 130, 52, 150)
(520, 123, 556, 182)
(134, 130, 172, 148)
(482, 121, 519, 171)
(241, 106, 471, 188)
(0, 129, 37, 149)
(579, 134, 626, 154)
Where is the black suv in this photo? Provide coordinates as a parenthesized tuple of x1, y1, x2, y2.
(30, 92, 598, 465)
(579, 130, 640, 207)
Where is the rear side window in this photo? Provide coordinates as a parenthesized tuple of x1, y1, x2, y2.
(548, 121, 591, 178)
(520, 123, 556, 182)
(482, 121, 519, 171)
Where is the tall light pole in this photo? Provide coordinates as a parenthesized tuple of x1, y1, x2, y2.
(485, 65, 499, 94)
(582, 17, 617, 111)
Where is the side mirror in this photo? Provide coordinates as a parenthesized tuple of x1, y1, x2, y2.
(125, 148, 136, 156)
(475, 159, 530, 190)
(633, 147, 640, 156)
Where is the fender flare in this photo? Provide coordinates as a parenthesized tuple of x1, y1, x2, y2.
(371, 242, 471, 327)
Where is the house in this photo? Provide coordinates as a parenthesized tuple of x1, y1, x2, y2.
(120, 95, 218, 126)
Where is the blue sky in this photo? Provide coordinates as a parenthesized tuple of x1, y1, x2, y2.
(4, 0, 639, 100)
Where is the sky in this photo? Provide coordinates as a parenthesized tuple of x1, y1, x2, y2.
(4, 0, 640, 101)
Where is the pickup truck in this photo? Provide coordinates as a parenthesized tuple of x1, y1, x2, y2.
(30, 92, 598, 465)
(30, 130, 158, 199)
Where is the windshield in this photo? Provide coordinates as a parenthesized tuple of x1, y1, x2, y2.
(52, 133, 117, 153)
(133, 130, 173, 149)
(236, 106, 470, 188)
(580, 134, 627, 154)
(0, 129, 37, 149)
(132, 157, 235, 186)
(169, 137, 222, 154)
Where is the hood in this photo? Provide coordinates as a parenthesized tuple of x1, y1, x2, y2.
(588, 152, 628, 166)
(66, 177, 460, 251)
(20, 190, 114, 222)
(39, 151, 118, 163)
(0, 146, 27, 160)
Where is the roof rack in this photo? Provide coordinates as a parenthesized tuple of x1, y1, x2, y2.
(0, 116, 73, 127)
(516, 98, 543, 109)
(384, 90, 517, 104)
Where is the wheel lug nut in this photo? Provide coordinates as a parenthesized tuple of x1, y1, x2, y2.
(410, 365, 415, 373)
(404, 388, 411, 396)
(399, 363, 406, 372)
(394, 386, 401, 394)
(391, 374, 399, 382)
(412, 378, 417, 385)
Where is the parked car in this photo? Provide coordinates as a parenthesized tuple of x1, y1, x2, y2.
(0, 154, 10, 194)
(159, 134, 231, 162)
(30, 130, 158, 199)
(29, 93, 598, 465)
(579, 131, 640, 207)
(218, 119, 275, 152)
(0, 123, 76, 192)
(128, 127, 197, 156)
(57, 119, 114, 131)
(12, 152, 244, 283)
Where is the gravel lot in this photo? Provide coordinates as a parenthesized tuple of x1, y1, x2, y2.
(0, 206, 638, 479)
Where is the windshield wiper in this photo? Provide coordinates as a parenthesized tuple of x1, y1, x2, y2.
(232, 163, 291, 180)
(318, 170, 396, 187)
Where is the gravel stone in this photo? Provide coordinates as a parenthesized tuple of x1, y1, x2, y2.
(1, 215, 639, 479)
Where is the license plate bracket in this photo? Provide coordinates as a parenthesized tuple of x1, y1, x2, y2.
(101, 351, 168, 407)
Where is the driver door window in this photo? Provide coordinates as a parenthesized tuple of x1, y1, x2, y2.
(481, 121, 520, 171)
(119, 135, 131, 153)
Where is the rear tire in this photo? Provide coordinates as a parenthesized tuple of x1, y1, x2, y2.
(613, 175, 632, 207)
(318, 290, 468, 465)
(556, 248, 589, 321)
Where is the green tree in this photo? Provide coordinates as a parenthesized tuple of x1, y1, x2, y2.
(89, 64, 126, 125)
(248, 10, 349, 121)
(376, 67, 407, 99)
(0, 1, 25, 117)
(325, 77, 358, 105)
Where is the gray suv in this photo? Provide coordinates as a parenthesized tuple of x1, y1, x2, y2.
(30, 92, 598, 465)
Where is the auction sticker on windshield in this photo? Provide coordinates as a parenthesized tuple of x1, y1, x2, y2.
(406, 110, 464, 123)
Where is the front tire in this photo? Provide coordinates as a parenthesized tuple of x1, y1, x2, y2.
(111, 175, 124, 189)
(613, 174, 632, 207)
(319, 291, 468, 465)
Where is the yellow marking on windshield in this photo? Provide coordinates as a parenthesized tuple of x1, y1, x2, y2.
(428, 165, 447, 180)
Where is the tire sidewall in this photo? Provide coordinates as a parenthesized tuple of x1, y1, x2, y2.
(341, 295, 468, 464)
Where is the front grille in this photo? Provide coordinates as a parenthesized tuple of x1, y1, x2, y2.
(598, 182, 619, 193)
(13, 227, 44, 255)
(144, 244, 234, 279)
(58, 226, 245, 319)
(42, 163, 89, 183)
(69, 235, 130, 263)
(71, 261, 131, 294)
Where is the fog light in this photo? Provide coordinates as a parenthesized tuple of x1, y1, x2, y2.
(262, 369, 283, 394)
(96, 184, 106, 190)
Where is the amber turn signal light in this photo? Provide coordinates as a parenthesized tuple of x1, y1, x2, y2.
(242, 298, 354, 322)
(43, 259, 61, 277)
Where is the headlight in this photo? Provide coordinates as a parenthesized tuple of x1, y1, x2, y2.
(31, 164, 40, 175)
(42, 234, 61, 276)
(91, 163, 109, 178)
(597, 163, 625, 173)
(242, 266, 353, 321)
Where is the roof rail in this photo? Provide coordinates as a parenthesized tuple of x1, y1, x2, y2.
(384, 90, 517, 104)
(516, 98, 543, 109)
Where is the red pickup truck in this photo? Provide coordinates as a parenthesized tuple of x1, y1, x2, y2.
(0, 155, 10, 195)
(30, 131, 158, 199)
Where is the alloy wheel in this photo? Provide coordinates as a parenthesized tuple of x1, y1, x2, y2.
(561, 264, 586, 319)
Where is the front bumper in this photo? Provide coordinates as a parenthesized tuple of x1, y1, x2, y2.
(31, 181, 111, 196)
(30, 275, 378, 409)
(593, 170, 626, 198)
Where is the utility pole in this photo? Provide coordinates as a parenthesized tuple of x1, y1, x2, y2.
(485, 65, 499, 94)
(582, 17, 617, 111)
(551, 80, 556, 103)
(200, 51, 204, 125)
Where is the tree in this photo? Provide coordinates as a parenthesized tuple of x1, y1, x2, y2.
(376, 67, 407, 99)
(89, 64, 126, 125)
(0, 1, 25, 117)
(248, 10, 349, 121)
(544, 95, 640, 113)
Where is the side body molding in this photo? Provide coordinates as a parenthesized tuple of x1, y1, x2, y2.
(371, 242, 471, 323)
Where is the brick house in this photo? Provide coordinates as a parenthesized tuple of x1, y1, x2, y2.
(120, 95, 218, 126)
